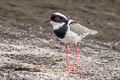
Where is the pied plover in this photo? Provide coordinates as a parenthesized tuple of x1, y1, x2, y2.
(44, 12, 98, 71)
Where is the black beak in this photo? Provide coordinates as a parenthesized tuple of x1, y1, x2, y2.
(43, 19, 50, 23)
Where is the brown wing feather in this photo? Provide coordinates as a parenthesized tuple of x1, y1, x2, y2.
(70, 23, 98, 35)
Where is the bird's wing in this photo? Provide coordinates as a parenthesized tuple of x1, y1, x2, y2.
(69, 21, 98, 35)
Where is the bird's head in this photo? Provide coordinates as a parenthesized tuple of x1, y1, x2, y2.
(44, 12, 68, 29)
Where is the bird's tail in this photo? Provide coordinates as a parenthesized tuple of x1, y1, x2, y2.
(76, 29, 98, 42)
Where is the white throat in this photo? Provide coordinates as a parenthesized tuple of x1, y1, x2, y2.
(50, 21, 65, 30)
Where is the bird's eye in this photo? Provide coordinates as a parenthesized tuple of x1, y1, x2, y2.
(55, 17, 60, 21)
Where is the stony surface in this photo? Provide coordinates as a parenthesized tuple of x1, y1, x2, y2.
(0, 0, 120, 80)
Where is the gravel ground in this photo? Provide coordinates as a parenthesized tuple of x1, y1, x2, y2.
(0, 0, 120, 80)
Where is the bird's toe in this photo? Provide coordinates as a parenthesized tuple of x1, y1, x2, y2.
(64, 67, 70, 71)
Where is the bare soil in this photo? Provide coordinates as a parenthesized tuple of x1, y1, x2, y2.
(0, 0, 120, 80)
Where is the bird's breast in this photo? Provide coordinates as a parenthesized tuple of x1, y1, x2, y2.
(54, 26, 68, 39)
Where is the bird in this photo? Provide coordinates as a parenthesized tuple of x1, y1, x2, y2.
(43, 12, 98, 71)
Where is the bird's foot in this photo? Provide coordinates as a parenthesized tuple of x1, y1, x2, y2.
(64, 67, 70, 71)
(69, 66, 75, 72)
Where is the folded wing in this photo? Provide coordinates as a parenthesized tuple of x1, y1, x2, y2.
(70, 22, 98, 36)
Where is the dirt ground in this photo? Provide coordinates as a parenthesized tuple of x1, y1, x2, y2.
(0, 0, 120, 80)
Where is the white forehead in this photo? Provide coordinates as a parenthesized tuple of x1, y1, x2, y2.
(53, 12, 68, 20)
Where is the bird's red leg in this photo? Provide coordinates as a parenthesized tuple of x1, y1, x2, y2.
(64, 43, 69, 70)
(70, 43, 78, 71)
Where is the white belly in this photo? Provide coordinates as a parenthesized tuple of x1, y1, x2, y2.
(59, 31, 79, 43)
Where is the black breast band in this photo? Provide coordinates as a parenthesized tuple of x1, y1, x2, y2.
(54, 23, 68, 39)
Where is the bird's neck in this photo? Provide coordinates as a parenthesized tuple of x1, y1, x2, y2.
(50, 21, 68, 30)
(52, 22, 65, 30)
(68, 19, 75, 24)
